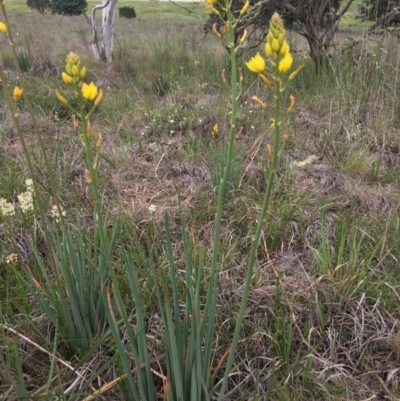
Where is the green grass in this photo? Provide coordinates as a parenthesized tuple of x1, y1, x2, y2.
(7, 0, 208, 23)
(1, 2, 400, 401)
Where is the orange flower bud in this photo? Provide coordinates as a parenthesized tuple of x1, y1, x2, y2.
(259, 73, 272, 89)
(251, 95, 266, 109)
(86, 120, 92, 139)
(221, 68, 227, 84)
(286, 94, 295, 113)
(289, 65, 305, 81)
(94, 89, 103, 106)
(71, 114, 78, 130)
(96, 132, 103, 149)
(283, 123, 289, 140)
(54, 89, 68, 105)
(267, 144, 273, 161)
(212, 23, 222, 38)
(85, 169, 92, 185)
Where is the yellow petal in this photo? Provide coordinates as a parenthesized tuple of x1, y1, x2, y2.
(82, 82, 98, 101)
(265, 42, 273, 58)
(0, 22, 7, 34)
(278, 52, 293, 73)
(245, 52, 265, 73)
(13, 87, 23, 101)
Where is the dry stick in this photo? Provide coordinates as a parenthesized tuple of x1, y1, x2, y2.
(81, 354, 166, 401)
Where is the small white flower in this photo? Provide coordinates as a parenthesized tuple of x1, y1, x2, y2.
(148, 204, 157, 213)
(18, 191, 34, 213)
(170, 130, 174, 134)
(6, 253, 18, 264)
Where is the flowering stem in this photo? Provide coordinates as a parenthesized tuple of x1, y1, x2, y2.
(217, 69, 283, 401)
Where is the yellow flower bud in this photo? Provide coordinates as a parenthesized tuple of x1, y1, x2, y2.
(80, 66, 87, 80)
(283, 123, 289, 140)
(245, 52, 265, 73)
(289, 65, 305, 81)
(0, 22, 7, 34)
(240, 29, 248, 43)
(280, 41, 289, 57)
(239, 0, 249, 16)
(71, 114, 79, 130)
(251, 95, 266, 109)
(54, 89, 68, 105)
(206, 6, 220, 16)
(94, 89, 103, 106)
(267, 144, 273, 161)
(265, 42, 273, 58)
(71, 65, 80, 77)
(13, 87, 23, 101)
(82, 82, 98, 101)
(205, 0, 217, 3)
(62, 72, 73, 85)
(278, 52, 293, 73)
(271, 38, 280, 53)
(238, 67, 243, 82)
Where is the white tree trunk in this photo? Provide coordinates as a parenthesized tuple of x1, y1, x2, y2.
(87, 0, 118, 62)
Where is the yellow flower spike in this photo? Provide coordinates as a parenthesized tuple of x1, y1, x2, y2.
(0, 22, 7, 34)
(87, 120, 92, 139)
(62, 72, 73, 85)
(251, 95, 266, 109)
(212, 123, 219, 136)
(239, 0, 249, 16)
(221, 68, 227, 84)
(245, 52, 265, 73)
(85, 169, 93, 185)
(212, 23, 222, 39)
(289, 65, 305, 81)
(96, 132, 103, 149)
(206, 6, 220, 16)
(71, 114, 78, 130)
(278, 52, 293, 73)
(13, 87, 23, 101)
(240, 29, 248, 43)
(286, 94, 295, 113)
(238, 67, 243, 82)
(94, 89, 104, 106)
(267, 144, 273, 161)
(82, 82, 98, 101)
(54, 89, 68, 105)
(259, 73, 272, 89)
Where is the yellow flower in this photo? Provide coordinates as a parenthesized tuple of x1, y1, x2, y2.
(13, 87, 23, 101)
(205, 0, 217, 3)
(62, 72, 73, 85)
(82, 82, 98, 101)
(245, 52, 265, 73)
(278, 52, 293, 73)
(0, 22, 7, 34)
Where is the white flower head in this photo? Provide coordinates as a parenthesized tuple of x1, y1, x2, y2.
(6, 253, 18, 264)
(0, 198, 15, 216)
(18, 191, 34, 213)
(25, 179, 34, 193)
(51, 205, 66, 223)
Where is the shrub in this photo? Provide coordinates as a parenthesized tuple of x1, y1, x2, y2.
(51, 0, 87, 16)
(119, 6, 136, 19)
(26, 0, 51, 15)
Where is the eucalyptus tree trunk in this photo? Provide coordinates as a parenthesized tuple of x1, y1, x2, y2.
(86, 0, 118, 62)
